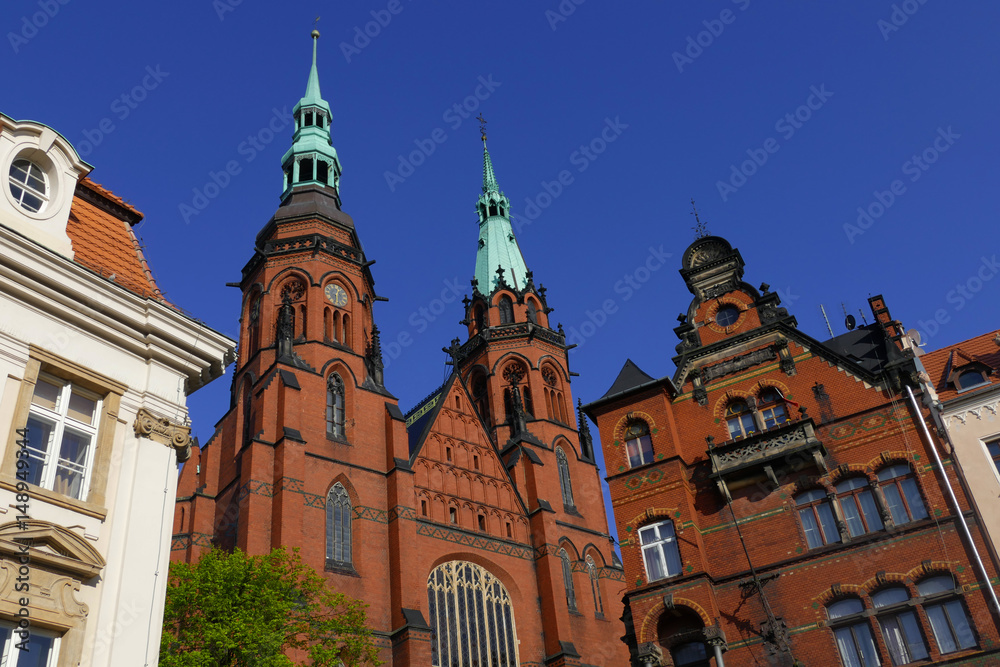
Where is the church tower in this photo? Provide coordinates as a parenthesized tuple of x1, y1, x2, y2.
(173, 35, 629, 666)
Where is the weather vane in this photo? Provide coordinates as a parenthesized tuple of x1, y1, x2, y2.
(312, 16, 321, 38)
(477, 113, 487, 144)
(691, 198, 710, 239)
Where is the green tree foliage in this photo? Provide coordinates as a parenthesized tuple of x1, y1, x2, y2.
(160, 547, 381, 666)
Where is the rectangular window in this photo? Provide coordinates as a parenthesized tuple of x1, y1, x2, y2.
(879, 610, 929, 664)
(986, 438, 1000, 477)
(833, 624, 880, 667)
(24, 374, 100, 501)
(0, 624, 59, 666)
(925, 600, 976, 654)
(639, 521, 682, 582)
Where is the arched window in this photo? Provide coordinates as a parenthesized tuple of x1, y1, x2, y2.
(639, 520, 682, 582)
(427, 561, 519, 666)
(526, 300, 538, 324)
(474, 306, 486, 333)
(795, 489, 840, 549)
(326, 483, 352, 567)
(498, 296, 514, 324)
(877, 464, 928, 525)
(556, 446, 574, 510)
(726, 399, 756, 439)
(9, 159, 49, 213)
(247, 295, 261, 357)
(471, 374, 490, 424)
(327, 374, 345, 439)
(241, 382, 253, 445)
(624, 420, 654, 468)
(559, 548, 578, 613)
(586, 554, 604, 617)
(827, 598, 880, 667)
(872, 587, 929, 663)
(835, 477, 883, 538)
(917, 575, 976, 654)
(758, 388, 789, 429)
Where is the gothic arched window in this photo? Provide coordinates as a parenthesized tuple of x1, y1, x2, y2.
(526, 300, 538, 324)
(556, 446, 575, 510)
(327, 374, 345, 439)
(586, 554, 604, 617)
(427, 561, 519, 666)
(241, 382, 253, 445)
(247, 294, 261, 357)
(326, 483, 352, 567)
(559, 548, 578, 613)
(498, 296, 514, 324)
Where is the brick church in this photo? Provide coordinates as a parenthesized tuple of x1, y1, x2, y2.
(171, 33, 629, 666)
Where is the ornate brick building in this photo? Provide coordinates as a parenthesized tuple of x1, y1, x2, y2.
(583, 235, 1000, 666)
(172, 34, 628, 666)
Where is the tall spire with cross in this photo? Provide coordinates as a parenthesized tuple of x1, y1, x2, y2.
(472, 119, 529, 294)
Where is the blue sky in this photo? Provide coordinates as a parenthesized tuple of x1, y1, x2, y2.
(6, 1, 999, 538)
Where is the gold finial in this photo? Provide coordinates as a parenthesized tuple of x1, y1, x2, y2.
(312, 16, 320, 39)
(477, 113, 488, 144)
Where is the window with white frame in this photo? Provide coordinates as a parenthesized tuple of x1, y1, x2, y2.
(23, 374, 101, 500)
(877, 464, 928, 525)
(639, 520, 682, 582)
(9, 158, 49, 213)
(0, 623, 59, 666)
(917, 576, 977, 654)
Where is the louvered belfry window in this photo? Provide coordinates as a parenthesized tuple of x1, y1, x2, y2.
(427, 561, 519, 666)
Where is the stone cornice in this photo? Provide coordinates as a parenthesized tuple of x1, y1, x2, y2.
(134, 407, 193, 462)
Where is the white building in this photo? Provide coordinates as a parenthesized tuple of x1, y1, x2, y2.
(0, 113, 234, 666)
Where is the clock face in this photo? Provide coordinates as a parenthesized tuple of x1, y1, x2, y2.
(325, 284, 348, 308)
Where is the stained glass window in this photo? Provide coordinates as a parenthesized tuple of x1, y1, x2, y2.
(428, 561, 519, 667)
(556, 447, 574, 509)
(326, 483, 352, 566)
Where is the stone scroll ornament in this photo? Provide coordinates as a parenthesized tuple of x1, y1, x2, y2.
(133, 408, 193, 462)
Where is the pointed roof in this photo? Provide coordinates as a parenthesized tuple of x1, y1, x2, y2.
(294, 31, 331, 117)
(473, 140, 529, 293)
(601, 359, 656, 399)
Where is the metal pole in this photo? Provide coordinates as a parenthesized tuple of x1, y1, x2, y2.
(905, 385, 1000, 616)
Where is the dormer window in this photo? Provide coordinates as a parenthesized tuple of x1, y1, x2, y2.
(9, 158, 48, 213)
(956, 368, 990, 391)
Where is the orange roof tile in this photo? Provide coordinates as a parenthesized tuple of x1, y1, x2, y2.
(66, 178, 167, 303)
(922, 329, 1000, 402)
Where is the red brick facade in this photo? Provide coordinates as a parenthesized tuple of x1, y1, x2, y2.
(171, 174, 628, 662)
(584, 236, 1000, 666)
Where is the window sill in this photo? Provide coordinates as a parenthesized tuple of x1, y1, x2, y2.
(325, 561, 360, 577)
(326, 433, 350, 445)
(0, 476, 107, 521)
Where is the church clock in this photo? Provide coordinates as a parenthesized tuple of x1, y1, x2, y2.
(324, 284, 348, 308)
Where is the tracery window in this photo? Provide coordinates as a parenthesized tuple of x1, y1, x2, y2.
(556, 446, 575, 510)
(877, 464, 928, 525)
(835, 477, 883, 538)
(326, 483, 352, 567)
(559, 548, 578, 613)
(586, 554, 604, 617)
(624, 420, 655, 468)
(427, 561, 519, 667)
(795, 489, 841, 549)
(327, 374, 345, 439)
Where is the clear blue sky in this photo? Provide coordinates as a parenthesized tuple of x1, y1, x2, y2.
(7, 1, 999, 537)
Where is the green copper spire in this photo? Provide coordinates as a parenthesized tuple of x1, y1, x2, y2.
(280, 31, 341, 200)
(473, 132, 529, 293)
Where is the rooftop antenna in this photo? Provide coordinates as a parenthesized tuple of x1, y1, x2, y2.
(819, 304, 834, 338)
(691, 198, 709, 239)
(858, 308, 869, 326)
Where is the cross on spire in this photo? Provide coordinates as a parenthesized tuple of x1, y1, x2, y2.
(477, 113, 488, 145)
(691, 198, 710, 239)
